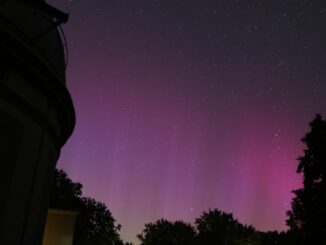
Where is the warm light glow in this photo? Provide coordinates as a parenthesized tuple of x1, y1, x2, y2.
(42, 210, 78, 245)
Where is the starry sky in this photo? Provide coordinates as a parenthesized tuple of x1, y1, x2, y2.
(50, 0, 326, 243)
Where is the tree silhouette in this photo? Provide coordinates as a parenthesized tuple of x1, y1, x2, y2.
(137, 219, 196, 245)
(259, 231, 290, 245)
(50, 169, 125, 245)
(195, 209, 258, 245)
(75, 197, 124, 245)
(49, 169, 82, 210)
(286, 114, 326, 244)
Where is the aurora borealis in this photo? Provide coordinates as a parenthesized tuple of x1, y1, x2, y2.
(50, 0, 326, 243)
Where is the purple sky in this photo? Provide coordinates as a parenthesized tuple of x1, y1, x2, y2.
(51, 0, 326, 243)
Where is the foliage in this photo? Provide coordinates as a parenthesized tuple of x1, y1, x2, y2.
(137, 219, 196, 245)
(137, 209, 264, 245)
(195, 209, 257, 245)
(49, 169, 82, 210)
(75, 197, 124, 245)
(50, 169, 125, 245)
(286, 114, 326, 244)
(259, 231, 290, 245)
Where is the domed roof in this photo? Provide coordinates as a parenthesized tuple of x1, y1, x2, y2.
(0, 0, 75, 146)
(0, 0, 69, 83)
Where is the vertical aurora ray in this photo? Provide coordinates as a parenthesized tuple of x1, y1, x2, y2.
(50, 0, 326, 243)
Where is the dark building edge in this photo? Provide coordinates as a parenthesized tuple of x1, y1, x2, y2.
(0, 14, 75, 147)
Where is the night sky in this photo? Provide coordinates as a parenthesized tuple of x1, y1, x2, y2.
(50, 0, 326, 243)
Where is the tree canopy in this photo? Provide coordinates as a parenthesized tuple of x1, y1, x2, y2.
(195, 209, 258, 245)
(50, 169, 127, 245)
(137, 219, 196, 245)
(136, 209, 295, 245)
(286, 114, 326, 244)
(49, 169, 82, 210)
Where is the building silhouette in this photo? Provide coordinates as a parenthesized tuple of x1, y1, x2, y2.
(0, 0, 75, 244)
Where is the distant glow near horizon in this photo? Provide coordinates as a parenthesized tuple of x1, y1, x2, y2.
(51, 0, 326, 243)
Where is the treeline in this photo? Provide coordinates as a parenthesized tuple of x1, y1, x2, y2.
(50, 169, 126, 245)
(137, 210, 297, 245)
(50, 169, 291, 245)
(50, 114, 326, 244)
